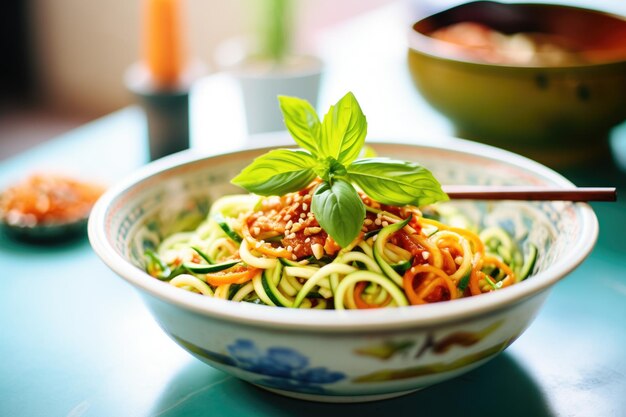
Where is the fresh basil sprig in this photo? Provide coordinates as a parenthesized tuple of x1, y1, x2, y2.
(231, 92, 448, 247)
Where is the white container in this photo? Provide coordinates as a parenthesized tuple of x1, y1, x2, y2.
(233, 55, 323, 134)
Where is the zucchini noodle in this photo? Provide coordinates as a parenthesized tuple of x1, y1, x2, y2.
(143, 185, 538, 309)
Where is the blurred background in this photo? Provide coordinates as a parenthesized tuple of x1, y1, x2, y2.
(2, 0, 625, 164)
(0, 0, 395, 160)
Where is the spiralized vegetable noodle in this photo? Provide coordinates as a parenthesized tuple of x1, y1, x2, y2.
(144, 183, 537, 309)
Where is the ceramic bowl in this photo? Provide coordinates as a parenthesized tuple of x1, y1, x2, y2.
(408, 1, 626, 167)
(88, 138, 597, 402)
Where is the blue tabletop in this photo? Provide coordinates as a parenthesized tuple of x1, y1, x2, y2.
(2, 2, 626, 416)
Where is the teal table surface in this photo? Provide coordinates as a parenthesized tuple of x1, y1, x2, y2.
(2, 2, 626, 416)
(3, 112, 626, 417)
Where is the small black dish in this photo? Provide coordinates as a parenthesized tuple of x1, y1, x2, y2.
(0, 216, 89, 244)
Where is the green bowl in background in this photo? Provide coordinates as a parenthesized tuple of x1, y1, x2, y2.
(408, 1, 626, 167)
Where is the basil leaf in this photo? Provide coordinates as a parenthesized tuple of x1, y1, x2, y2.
(346, 158, 449, 206)
(320, 92, 367, 165)
(231, 149, 317, 196)
(278, 95, 321, 154)
(313, 157, 347, 183)
(311, 179, 365, 248)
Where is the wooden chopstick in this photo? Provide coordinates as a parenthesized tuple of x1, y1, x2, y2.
(442, 186, 617, 202)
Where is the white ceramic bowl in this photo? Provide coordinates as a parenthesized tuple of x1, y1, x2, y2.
(88, 138, 598, 402)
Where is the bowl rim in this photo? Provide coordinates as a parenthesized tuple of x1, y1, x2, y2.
(88, 137, 598, 332)
(407, 0, 626, 70)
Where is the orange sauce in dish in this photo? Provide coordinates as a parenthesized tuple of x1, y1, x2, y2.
(0, 174, 105, 227)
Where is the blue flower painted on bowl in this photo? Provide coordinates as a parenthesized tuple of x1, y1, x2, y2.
(227, 339, 345, 393)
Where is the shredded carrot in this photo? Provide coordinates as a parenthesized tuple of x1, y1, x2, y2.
(440, 249, 457, 275)
(204, 266, 259, 286)
(354, 281, 391, 309)
(421, 218, 485, 254)
(469, 269, 484, 296)
(448, 226, 485, 255)
(482, 255, 517, 288)
(403, 265, 457, 305)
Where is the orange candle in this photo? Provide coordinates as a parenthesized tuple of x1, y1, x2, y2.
(141, 0, 186, 87)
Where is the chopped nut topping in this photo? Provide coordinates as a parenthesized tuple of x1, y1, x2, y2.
(312, 243, 324, 259)
(304, 226, 322, 236)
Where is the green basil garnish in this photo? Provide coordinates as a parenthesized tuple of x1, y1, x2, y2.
(231, 91, 448, 248)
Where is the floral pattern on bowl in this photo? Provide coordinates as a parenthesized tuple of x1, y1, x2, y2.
(170, 335, 346, 394)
